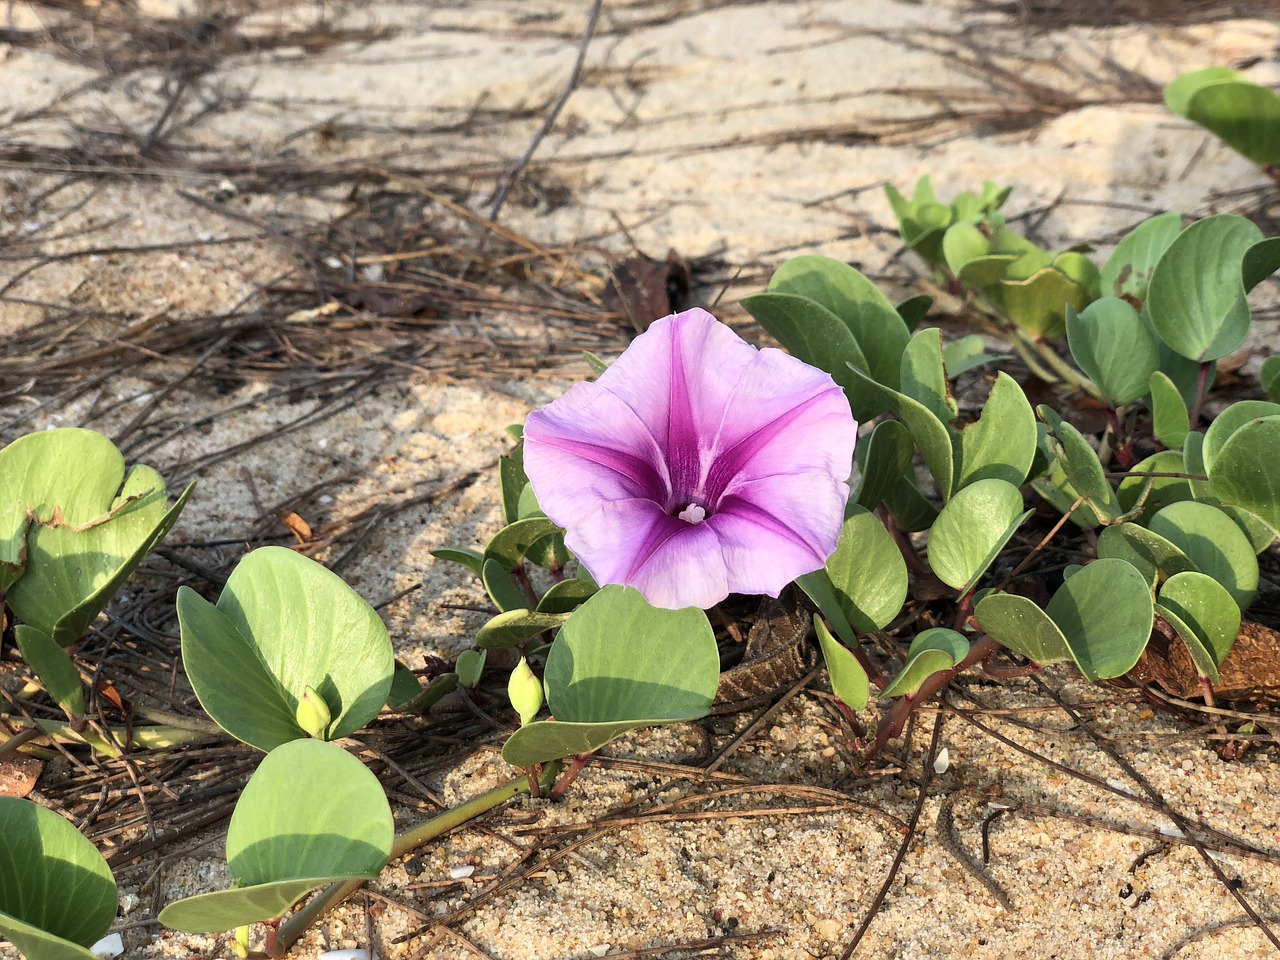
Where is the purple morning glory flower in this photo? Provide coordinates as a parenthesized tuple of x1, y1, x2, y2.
(523, 308, 858, 610)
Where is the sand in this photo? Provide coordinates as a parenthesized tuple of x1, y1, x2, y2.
(3, 1, 1280, 958)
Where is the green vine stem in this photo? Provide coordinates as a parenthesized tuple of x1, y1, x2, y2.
(273, 761, 564, 955)
(1011, 328, 1104, 401)
(7, 717, 205, 757)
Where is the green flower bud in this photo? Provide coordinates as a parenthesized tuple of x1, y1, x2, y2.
(508, 657, 544, 727)
(295, 685, 332, 739)
(456, 648, 487, 688)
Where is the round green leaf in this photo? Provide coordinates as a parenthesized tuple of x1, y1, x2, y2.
(231, 739, 392, 882)
(1046, 558, 1154, 681)
(928, 479, 1030, 593)
(1066, 298, 1158, 407)
(1209, 415, 1280, 533)
(974, 592, 1070, 665)
(956, 372, 1037, 490)
(797, 506, 908, 639)
(1101, 212, 1182, 304)
(814, 617, 869, 711)
(0, 797, 116, 957)
(880, 628, 969, 698)
(3, 427, 193, 646)
(1147, 501, 1259, 610)
(1179, 74, 1280, 166)
(180, 547, 394, 752)
(501, 586, 718, 766)
(1158, 571, 1241, 676)
(1148, 215, 1260, 362)
(159, 739, 392, 933)
(1202, 400, 1280, 474)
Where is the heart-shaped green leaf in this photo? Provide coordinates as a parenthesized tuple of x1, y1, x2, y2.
(15, 625, 84, 720)
(1148, 215, 1260, 362)
(2, 428, 192, 645)
(1157, 571, 1241, 682)
(740, 291, 883, 420)
(928, 479, 1030, 593)
(1046, 558, 1153, 681)
(855, 419, 915, 511)
(881, 628, 969, 698)
(956, 372, 1036, 490)
(798, 506, 908, 640)
(501, 587, 718, 767)
(0, 798, 116, 960)
(476, 609, 570, 649)
(159, 739, 392, 933)
(1167, 68, 1280, 166)
(1101, 212, 1182, 304)
(814, 617, 869, 711)
(1147, 501, 1258, 610)
(179, 546, 394, 752)
(766, 255, 910, 391)
(1066, 298, 1158, 407)
(974, 592, 1070, 665)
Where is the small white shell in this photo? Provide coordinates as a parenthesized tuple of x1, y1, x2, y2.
(90, 934, 124, 959)
(588, 946, 611, 958)
(932, 748, 951, 774)
(318, 951, 378, 960)
(450, 864, 477, 880)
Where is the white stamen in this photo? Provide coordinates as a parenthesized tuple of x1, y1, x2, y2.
(677, 503, 706, 524)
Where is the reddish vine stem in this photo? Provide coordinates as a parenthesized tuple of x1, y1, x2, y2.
(863, 634, 1001, 762)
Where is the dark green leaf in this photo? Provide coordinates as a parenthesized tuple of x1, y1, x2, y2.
(899, 327, 957, 425)
(928, 479, 1029, 593)
(476, 609, 570, 650)
(1047, 559, 1154, 681)
(956, 372, 1036, 489)
(881, 628, 969, 698)
(1147, 371, 1190, 449)
(1066, 298, 1158, 407)
(800, 506, 908, 636)
(855, 419, 915, 511)
(430, 547, 485, 579)
(1100, 212, 1182, 304)
(15, 625, 83, 719)
(974, 592, 1070, 665)
(1148, 501, 1258, 610)
(0, 798, 116, 955)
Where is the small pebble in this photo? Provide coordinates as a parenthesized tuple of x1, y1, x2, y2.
(450, 864, 476, 880)
(588, 946, 610, 958)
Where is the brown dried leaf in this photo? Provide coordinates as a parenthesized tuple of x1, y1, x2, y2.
(279, 511, 314, 543)
(0, 758, 42, 798)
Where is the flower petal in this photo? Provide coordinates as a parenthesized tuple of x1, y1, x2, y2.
(524, 381, 670, 527)
(563, 499, 730, 609)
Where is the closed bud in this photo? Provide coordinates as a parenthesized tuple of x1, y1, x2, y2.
(295, 685, 332, 738)
(456, 648, 487, 688)
(507, 658, 543, 727)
